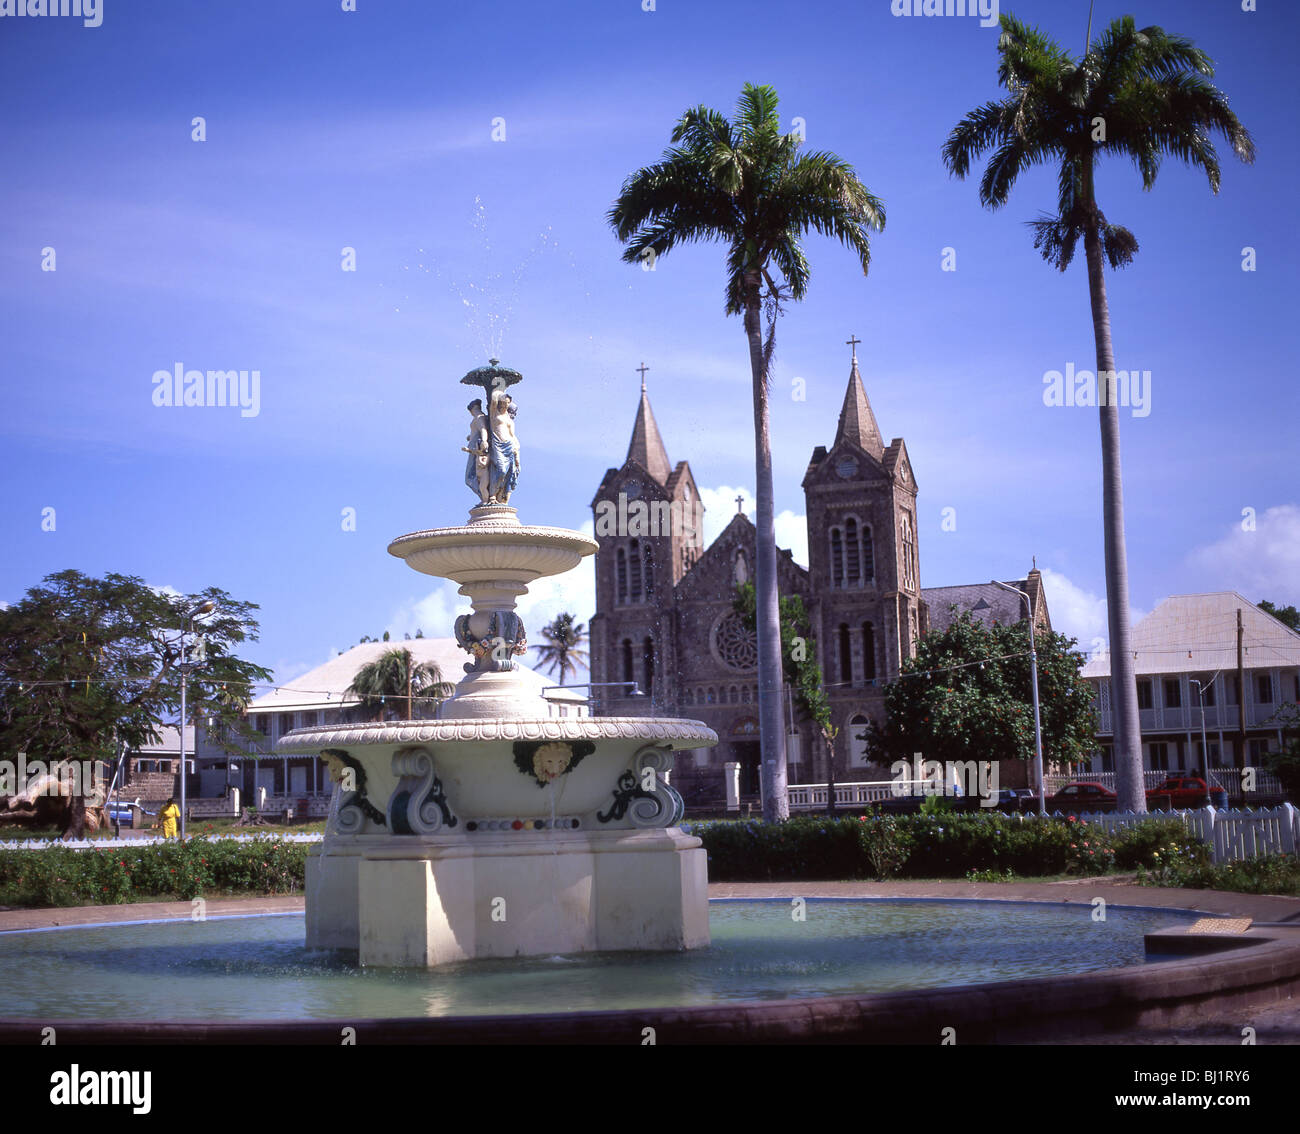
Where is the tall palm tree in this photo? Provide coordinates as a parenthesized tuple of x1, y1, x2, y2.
(943, 14, 1253, 813)
(345, 647, 453, 721)
(610, 83, 885, 821)
(534, 612, 589, 686)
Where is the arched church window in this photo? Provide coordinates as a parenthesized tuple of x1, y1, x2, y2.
(729, 685, 740, 704)
(707, 687, 717, 704)
(621, 638, 634, 687)
(845, 518, 860, 585)
(643, 544, 654, 599)
(629, 539, 643, 601)
(683, 688, 694, 707)
(862, 524, 875, 581)
(643, 636, 654, 695)
(861, 622, 877, 681)
(615, 548, 627, 604)
(838, 623, 852, 685)
(741, 686, 752, 703)
(850, 713, 870, 766)
(830, 528, 844, 588)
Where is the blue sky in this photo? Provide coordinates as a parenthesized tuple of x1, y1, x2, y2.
(2, 0, 1296, 692)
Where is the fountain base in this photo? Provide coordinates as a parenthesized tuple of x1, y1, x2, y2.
(307, 828, 708, 966)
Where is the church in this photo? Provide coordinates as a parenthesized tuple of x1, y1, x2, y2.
(587, 347, 1049, 810)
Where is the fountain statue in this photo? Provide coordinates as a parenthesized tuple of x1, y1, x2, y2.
(279, 360, 718, 966)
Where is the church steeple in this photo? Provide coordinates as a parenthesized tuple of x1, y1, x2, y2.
(625, 363, 672, 485)
(834, 338, 885, 460)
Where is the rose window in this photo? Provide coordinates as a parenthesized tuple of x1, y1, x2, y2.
(713, 611, 758, 672)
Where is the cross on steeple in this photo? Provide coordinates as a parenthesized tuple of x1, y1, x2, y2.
(735, 494, 745, 514)
(636, 362, 649, 393)
(846, 334, 861, 364)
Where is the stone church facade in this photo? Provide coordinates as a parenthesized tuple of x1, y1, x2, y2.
(588, 356, 1047, 810)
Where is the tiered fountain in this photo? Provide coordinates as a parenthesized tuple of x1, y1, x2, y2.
(279, 361, 717, 966)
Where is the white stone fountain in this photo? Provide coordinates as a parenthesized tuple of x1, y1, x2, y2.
(279, 361, 717, 966)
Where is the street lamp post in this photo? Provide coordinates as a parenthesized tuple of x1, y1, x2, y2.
(177, 600, 216, 840)
(1190, 672, 1221, 777)
(991, 580, 1045, 816)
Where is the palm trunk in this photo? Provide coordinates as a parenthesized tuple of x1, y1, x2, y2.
(743, 280, 789, 822)
(1082, 203, 1146, 816)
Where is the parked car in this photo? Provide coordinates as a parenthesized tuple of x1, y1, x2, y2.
(1145, 775, 1228, 811)
(1044, 781, 1118, 814)
(105, 803, 135, 828)
(990, 788, 1038, 813)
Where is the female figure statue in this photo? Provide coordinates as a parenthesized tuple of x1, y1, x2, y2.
(486, 390, 521, 504)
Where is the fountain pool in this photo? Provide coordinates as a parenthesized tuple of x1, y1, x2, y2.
(0, 899, 1206, 1022)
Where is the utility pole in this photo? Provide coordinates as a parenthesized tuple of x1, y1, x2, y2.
(1236, 608, 1247, 768)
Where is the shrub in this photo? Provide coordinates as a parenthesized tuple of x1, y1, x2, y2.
(1138, 852, 1300, 896)
(1113, 818, 1211, 871)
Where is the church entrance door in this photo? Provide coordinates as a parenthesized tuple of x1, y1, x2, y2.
(732, 741, 761, 796)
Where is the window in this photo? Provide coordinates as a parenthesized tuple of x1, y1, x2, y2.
(628, 540, 642, 602)
(861, 622, 877, 681)
(1248, 738, 1272, 762)
(1100, 746, 1114, 774)
(845, 518, 860, 585)
(900, 512, 916, 590)
(279, 713, 294, 737)
(683, 689, 694, 707)
(829, 528, 844, 587)
(1225, 675, 1240, 705)
(1136, 680, 1153, 710)
(729, 685, 739, 704)
(1256, 674, 1273, 704)
(615, 548, 627, 604)
(861, 525, 875, 582)
(1193, 675, 1216, 707)
(849, 713, 870, 766)
(707, 687, 717, 704)
(838, 623, 852, 685)
(1148, 741, 1169, 771)
(1196, 739, 1220, 763)
(621, 638, 633, 687)
(741, 686, 752, 703)
(643, 636, 654, 695)
(643, 544, 655, 599)
(1163, 679, 1181, 709)
(255, 716, 270, 736)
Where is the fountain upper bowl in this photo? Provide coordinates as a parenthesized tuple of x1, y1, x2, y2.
(388, 524, 598, 583)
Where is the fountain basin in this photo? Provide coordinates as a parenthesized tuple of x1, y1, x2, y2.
(387, 523, 599, 584)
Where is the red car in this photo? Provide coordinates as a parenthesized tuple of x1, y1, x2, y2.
(1045, 781, 1118, 813)
(1145, 776, 1228, 810)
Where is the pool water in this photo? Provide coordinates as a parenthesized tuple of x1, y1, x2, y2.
(0, 899, 1200, 1021)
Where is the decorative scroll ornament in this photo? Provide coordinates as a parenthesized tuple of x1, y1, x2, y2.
(596, 745, 684, 827)
(322, 748, 386, 833)
(387, 746, 457, 835)
(454, 610, 527, 673)
(512, 739, 594, 788)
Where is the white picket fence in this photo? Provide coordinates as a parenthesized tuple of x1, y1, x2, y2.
(1032, 804, 1298, 864)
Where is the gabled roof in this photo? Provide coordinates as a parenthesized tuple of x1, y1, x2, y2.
(923, 579, 1038, 634)
(249, 639, 584, 712)
(626, 385, 672, 486)
(1082, 592, 1300, 679)
(834, 357, 885, 460)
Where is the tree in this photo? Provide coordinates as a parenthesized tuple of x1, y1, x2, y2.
(733, 582, 837, 809)
(345, 647, 452, 721)
(943, 14, 1254, 812)
(610, 83, 885, 821)
(1262, 703, 1300, 802)
(0, 570, 271, 836)
(533, 613, 589, 686)
(865, 610, 1097, 771)
(1258, 600, 1300, 633)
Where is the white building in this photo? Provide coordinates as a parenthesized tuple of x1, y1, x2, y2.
(1080, 593, 1300, 776)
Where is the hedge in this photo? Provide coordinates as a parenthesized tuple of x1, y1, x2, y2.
(0, 835, 307, 909)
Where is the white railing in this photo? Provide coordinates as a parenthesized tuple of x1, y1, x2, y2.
(1042, 768, 1284, 796)
(789, 780, 923, 810)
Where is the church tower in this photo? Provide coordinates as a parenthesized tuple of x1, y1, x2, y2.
(588, 366, 702, 715)
(801, 339, 922, 777)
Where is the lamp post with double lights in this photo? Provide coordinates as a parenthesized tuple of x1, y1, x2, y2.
(991, 580, 1045, 815)
(177, 600, 216, 840)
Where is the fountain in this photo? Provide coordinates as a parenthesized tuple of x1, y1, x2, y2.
(277, 360, 718, 966)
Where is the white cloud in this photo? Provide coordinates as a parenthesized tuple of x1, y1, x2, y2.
(1038, 567, 1146, 656)
(698, 485, 808, 567)
(1187, 504, 1300, 606)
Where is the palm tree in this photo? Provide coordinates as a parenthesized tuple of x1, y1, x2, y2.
(345, 647, 453, 721)
(610, 83, 885, 821)
(943, 13, 1253, 813)
(534, 612, 589, 686)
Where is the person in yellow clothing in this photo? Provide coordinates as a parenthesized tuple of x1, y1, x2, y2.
(156, 797, 181, 840)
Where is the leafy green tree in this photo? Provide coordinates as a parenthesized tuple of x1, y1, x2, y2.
(865, 610, 1097, 770)
(1263, 703, 1300, 801)
(943, 13, 1254, 813)
(533, 612, 589, 686)
(1258, 600, 1300, 633)
(0, 570, 271, 834)
(345, 647, 452, 721)
(611, 83, 885, 821)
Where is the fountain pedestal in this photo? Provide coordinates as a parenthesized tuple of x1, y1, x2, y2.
(280, 360, 718, 966)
